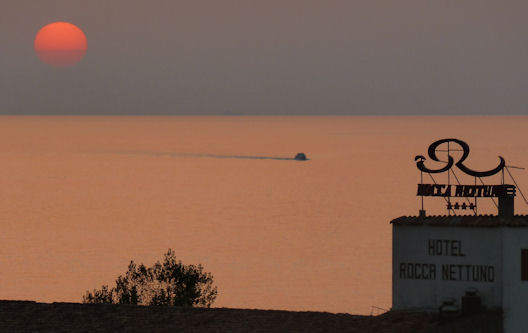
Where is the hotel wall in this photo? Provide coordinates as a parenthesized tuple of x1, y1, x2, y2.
(392, 224, 503, 310)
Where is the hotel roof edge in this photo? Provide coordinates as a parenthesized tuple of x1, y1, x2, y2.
(391, 215, 528, 227)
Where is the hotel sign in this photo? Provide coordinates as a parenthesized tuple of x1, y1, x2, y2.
(399, 239, 495, 283)
(415, 138, 515, 214)
(417, 184, 516, 198)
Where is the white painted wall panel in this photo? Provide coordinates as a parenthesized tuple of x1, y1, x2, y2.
(392, 224, 502, 310)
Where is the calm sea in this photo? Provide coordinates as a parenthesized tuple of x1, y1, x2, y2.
(1, 116, 527, 314)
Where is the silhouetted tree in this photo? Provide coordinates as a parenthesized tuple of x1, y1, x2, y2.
(83, 249, 217, 307)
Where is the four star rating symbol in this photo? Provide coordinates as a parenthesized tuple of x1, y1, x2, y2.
(447, 202, 476, 210)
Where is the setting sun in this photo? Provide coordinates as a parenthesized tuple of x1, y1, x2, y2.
(34, 22, 87, 67)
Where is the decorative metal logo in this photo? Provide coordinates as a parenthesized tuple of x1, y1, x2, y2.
(415, 138, 505, 177)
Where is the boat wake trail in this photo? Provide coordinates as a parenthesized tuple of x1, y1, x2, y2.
(111, 151, 308, 161)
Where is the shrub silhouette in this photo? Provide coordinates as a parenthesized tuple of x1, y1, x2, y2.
(83, 249, 217, 307)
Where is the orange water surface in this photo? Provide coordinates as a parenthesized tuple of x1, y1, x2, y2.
(1, 116, 527, 314)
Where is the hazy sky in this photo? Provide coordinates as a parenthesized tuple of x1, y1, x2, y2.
(1, 0, 527, 115)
